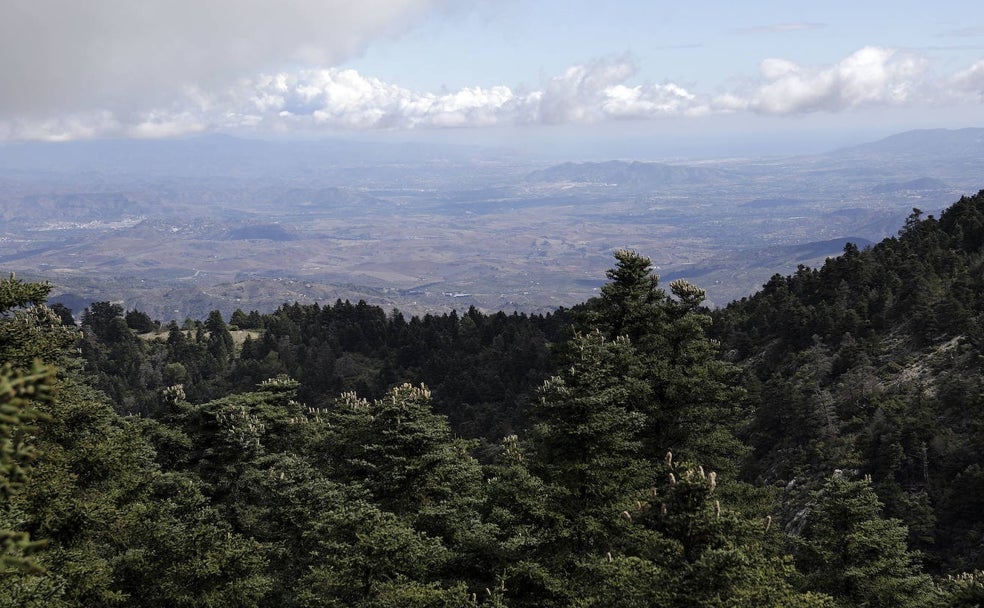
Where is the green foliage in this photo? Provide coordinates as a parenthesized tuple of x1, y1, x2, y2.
(81, 302, 125, 342)
(579, 249, 749, 476)
(715, 190, 984, 573)
(0, 281, 78, 369)
(1, 361, 55, 575)
(11, 193, 984, 606)
(938, 571, 984, 607)
(80, 300, 561, 439)
(531, 331, 650, 555)
(481, 436, 558, 607)
(0, 274, 50, 312)
(14, 376, 272, 607)
(584, 249, 669, 344)
(0, 277, 275, 607)
(123, 309, 155, 333)
(104, 473, 272, 608)
(557, 455, 833, 608)
(295, 505, 460, 608)
(795, 474, 936, 608)
(0, 275, 63, 590)
(204, 310, 235, 375)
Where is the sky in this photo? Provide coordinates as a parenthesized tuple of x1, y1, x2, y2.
(1, 0, 983, 157)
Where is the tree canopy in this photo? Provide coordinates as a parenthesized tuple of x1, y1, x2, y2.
(9, 191, 984, 606)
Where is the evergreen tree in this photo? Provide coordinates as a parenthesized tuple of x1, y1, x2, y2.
(204, 310, 235, 372)
(124, 309, 156, 333)
(481, 434, 558, 608)
(1, 362, 55, 576)
(582, 249, 669, 346)
(794, 474, 936, 608)
(938, 571, 984, 608)
(0, 276, 66, 601)
(0, 277, 272, 607)
(530, 331, 650, 557)
(580, 250, 748, 477)
(0, 276, 77, 368)
(323, 384, 494, 590)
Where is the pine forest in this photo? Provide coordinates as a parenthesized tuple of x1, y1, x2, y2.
(5, 191, 984, 607)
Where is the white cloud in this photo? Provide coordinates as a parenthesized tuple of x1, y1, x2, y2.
(601, 83, 700, 118)
(759, 58, 800, 81)
(236, 68, 533, 129)
(1, 46, 982, 141)
(951, 60, 984, 98)
(241, 60, 702, 129)
(743, 47, 927, 115)
(538, 60, 636, 123)
(2, 112, 123, 143)
(128, 112, 209, 139)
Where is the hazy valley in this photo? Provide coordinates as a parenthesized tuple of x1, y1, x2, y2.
(2, 128, 982, 320)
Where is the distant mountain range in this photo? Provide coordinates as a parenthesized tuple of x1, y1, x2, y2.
(832, 127, 984, 157)
(0, 134, 510, 180)
(2, 126, 982, 317)
(1, 127, 981, 183)
(522, 127, 984, 196)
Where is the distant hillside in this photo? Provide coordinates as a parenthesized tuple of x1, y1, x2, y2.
(714, 189, 984, 573)
(0, 191, 155, 225)
(661, 236, 875, 306)
(832, 127, 984, 158)
(776, 236, 876, 259)
(815, 128, 984, 192)
(663, 237, 876, 281)
(525, 160, 732, 189)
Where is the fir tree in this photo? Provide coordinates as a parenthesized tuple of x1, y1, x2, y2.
(794, 474, 936, 608)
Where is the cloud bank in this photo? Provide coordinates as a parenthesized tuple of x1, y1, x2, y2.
(1, 41, 982, 141)
(952, 59, 984, 98)
(728, 47, 929, 114)
(0, 0, 442, 118)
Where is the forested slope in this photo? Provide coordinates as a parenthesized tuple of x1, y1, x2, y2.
(4, 190, 984, 606)
(713, 189, 984, 573)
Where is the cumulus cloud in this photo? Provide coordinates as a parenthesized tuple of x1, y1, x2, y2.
(951, 60, 984, 98)
(0, 57, 710, 139)
(250, 59, 703, 129)
(728, 47, 928, 115)
(0, 0, 442, 119)
(538, 60, 635, 123)
(2, 43, 983, 141)
(237, 68, 533, 129)
(531, 59, 702, 123)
